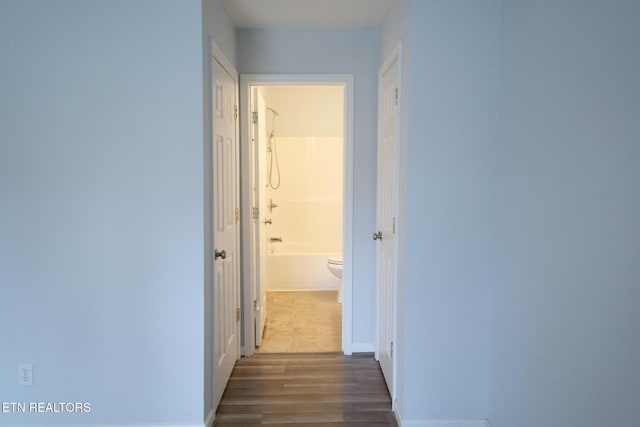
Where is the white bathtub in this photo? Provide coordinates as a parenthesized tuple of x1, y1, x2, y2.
(266, 244, 341, 291)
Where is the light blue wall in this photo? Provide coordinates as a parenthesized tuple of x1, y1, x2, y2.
(0, 0, 204, 424)
(237, 28, 380, 349)
(383, 0, 501, 422)
(490, 1, 640, 426)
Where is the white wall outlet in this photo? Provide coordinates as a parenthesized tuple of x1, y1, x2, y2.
(18, 364, 32, 386)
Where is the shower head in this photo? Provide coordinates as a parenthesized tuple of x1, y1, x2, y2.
(267, 107, 279, 116)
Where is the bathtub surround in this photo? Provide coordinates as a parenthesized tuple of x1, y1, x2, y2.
(267, 249, 341, 291)
(258, 86, 344, 292)
(266, 136, 343, 257)
(263, 134, 343, 292)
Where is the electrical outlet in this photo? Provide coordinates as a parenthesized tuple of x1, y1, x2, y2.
(18, 364, 32, 386)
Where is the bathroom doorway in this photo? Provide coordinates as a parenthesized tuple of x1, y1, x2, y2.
(240, 75, 354, 356)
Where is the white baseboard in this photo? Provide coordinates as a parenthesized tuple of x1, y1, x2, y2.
(393, 406, 488, 427)
(399, 420, 489, 427)
(394, 398, 403, 426)
(351, 342, 375, 353)
(204, 408, 215, 427)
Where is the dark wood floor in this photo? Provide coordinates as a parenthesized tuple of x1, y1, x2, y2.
(214, 352, 398, 426)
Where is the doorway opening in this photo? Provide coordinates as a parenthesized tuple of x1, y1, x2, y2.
(240, 75, 355, 356)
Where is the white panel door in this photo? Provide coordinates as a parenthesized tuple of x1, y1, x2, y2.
(376, 54, 400, 396)
(212, 57, 240, 408)
(251, 88, 268, 346)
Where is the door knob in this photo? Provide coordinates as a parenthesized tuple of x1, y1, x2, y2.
(214, 249, 227, 260)
(372, 231, 383, 241)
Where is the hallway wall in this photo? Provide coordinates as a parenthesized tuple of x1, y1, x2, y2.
(237, 28, 380, 350)
(399, 0, 500, 422)
(491, 1, 640, 426)
(0, 0, 204, 424)
(383, 0, 499, 423)
(385, 1, 640, 426)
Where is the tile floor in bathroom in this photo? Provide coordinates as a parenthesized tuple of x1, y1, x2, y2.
(256, 290, 342, 353)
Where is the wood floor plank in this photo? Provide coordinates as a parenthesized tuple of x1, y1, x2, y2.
(222, 384, 389, 398)
(214, 353, 397, 427)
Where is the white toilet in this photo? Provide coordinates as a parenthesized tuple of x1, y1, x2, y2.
(326, 256, 343, 303)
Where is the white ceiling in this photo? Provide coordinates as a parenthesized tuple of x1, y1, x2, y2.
(222, 0, 395, 29)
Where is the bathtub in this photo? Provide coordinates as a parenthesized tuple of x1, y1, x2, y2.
(266, 243, 341, 291)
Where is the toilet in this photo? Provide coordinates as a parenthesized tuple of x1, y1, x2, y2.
(326, 256, 343, 303)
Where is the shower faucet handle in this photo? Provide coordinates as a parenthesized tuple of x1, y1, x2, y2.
(372, 231, 383, 241)
(268, 198, 278, 212)
(264, 218, 272, 225)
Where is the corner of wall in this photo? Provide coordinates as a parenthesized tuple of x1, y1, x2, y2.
(393, 398, 404, 426)
(205, 408, 215, 427)
(202, 0, 237, 68)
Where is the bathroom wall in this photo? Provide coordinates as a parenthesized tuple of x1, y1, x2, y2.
(260, 86, 344, 289)
(262, 86, 344, 138)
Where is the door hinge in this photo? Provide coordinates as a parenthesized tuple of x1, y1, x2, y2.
(252, 207, 259, 221)
(236, 308, 241, 322)
(235, 207, 239, 224)
(234, 105, 238, 120)
(251, 111, 258, 124)
(394, 87, 399, 106)
(392, 217, 396, 234)
(253, 300, 257, 311)
(390, 341, 394, 358)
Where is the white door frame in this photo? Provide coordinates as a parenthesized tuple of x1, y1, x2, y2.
(376, 43, 402, 405)
(239, 74, 355, 356)
(250, 87, 268, 346)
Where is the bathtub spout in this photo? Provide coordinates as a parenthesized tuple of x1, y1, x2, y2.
(270, 237, 283, 242)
